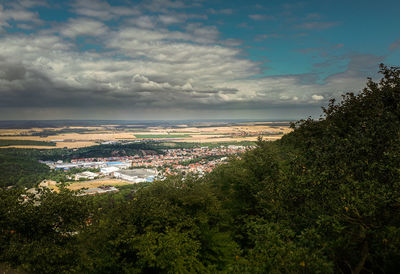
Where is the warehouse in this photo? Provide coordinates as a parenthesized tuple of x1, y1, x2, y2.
(114, 169, 157, 183)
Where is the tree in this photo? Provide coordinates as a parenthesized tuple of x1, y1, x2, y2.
(1, 64, 400, 273)
(0, 188, 92, 273)
(278, 64, 400, 273)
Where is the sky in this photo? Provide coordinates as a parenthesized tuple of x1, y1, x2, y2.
(0, 0, 399, 120)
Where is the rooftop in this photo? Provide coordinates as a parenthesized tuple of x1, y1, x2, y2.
(117, 169, 157, 177)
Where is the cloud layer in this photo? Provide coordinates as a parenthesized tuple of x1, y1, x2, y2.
(0, 0, 392, 120)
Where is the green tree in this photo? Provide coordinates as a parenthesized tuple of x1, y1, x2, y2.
(1, 64, 400, 273)
(0, 188, 92, 273)
(278, 64, 400, 273)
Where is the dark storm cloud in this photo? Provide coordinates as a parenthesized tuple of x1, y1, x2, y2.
(0, 62, 26, 81)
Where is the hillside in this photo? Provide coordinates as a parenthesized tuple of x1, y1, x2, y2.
(0, 65, 399, 273)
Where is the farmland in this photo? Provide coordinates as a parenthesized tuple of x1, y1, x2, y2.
(0, 120, 292, 149)
(133, 134, 192, 138)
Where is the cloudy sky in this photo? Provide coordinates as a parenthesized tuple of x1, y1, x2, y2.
(0, 0, 399, 120)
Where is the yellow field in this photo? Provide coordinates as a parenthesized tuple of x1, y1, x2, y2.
(0, 122, 292, 148)
(66, 178, 132, 191)
(182, 135, 283, 143)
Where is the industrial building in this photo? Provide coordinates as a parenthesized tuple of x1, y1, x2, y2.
(74, 171, 99, 180)
(114, 169, 157, 183)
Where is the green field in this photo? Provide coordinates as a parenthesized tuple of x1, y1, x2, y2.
(0, 140, 56, 147)
(134, 134, 192, 139)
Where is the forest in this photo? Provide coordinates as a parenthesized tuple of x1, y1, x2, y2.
(0, 140, 56, 147)
(0, 65, 399, 273)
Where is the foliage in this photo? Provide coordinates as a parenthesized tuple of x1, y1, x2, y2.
(0, 65, 399, 273)
(0, 151, 50, 187)
(277, 64, 400, 272)
(0, 187, 92, 273)
(73, 177, 238, 273)
(38, 142, 165, 161)
(29, 127, 99, 137)
(0, 139, 56, 147)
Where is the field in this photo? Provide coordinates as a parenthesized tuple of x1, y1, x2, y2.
(0, 121, 292, 149)
(66, 178, 132, 191)
(133, 134, 192, 138)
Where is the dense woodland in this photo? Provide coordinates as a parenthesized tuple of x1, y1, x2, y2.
(1, 65, 400, 273)
(0, 140, 56, 147)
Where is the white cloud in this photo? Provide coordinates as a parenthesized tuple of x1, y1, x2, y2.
(128, 16, 156, 29)
(14, 0, 48, 8)
(0, 1, 384, 119)
(71, 0, 139, 20)
(60, 18, 108, 38)
(0, 26, 378, 119)
(312, 94, 324, 101)
(158, 14, 182, 24)
(0, 2, 43, 31)
(185, 23, 219, 43)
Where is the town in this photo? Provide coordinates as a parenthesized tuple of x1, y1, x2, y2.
(39, 145, 253, 194)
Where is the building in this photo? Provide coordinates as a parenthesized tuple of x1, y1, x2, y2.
(74, 171, 99, 181)
(80, 185, 119, 195)
(105, 161, 131, 169)
(114, 169, 157, 183)
(100, 166, 120, 175)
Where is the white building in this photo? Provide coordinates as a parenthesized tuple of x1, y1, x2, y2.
(114, 169, 157, 183)
(104, 161, 131, 169)
(100, 166, 120, 175)
(74, 171, 99, 180)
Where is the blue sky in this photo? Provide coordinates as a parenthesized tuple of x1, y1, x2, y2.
(0, 0, 399, 120)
